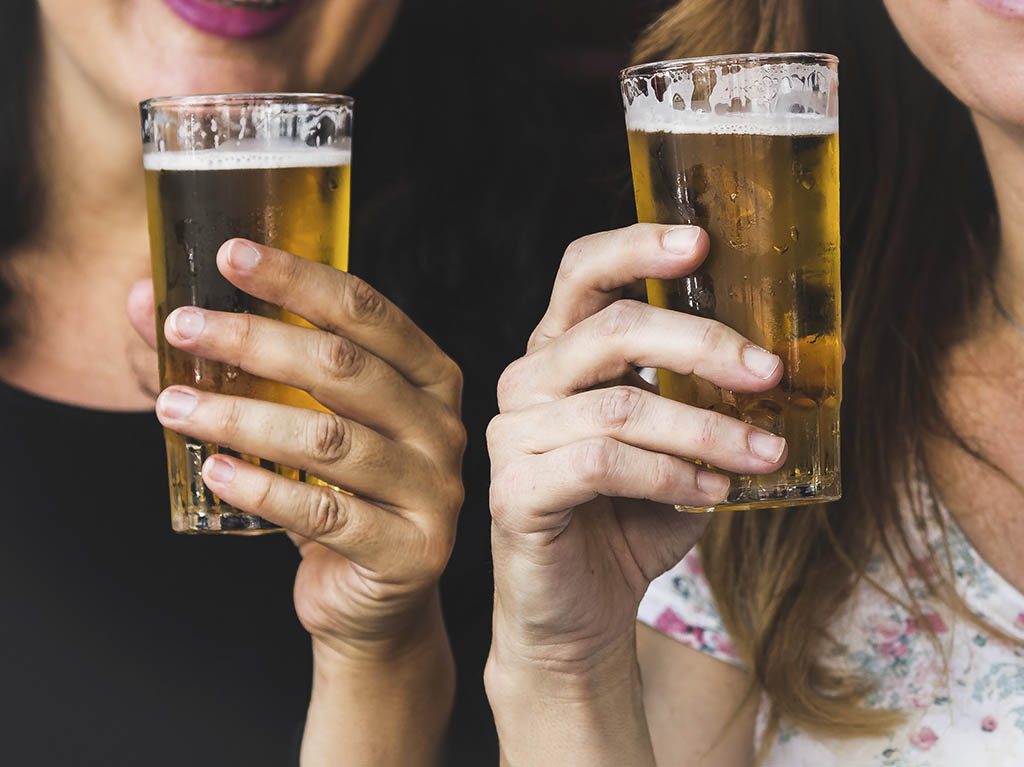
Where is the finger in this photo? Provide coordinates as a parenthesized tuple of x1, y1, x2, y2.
(498, 300, 782, 412)
(489, 438, 730, 535)
(487, 386, 787, 475)
(163, 307, 450, 443)
(216, 239, 461, 400)
(529, 224, 708, 351)
(154, 386, 433, 509)
(126, 278, 157, 350)
(199, 454, 427, 576)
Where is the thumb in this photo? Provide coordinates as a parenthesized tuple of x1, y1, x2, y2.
(618, 501, 711, 583)
(126, 278, 158, 350)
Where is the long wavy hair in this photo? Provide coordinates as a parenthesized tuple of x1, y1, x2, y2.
(635, 0, 1013, 745)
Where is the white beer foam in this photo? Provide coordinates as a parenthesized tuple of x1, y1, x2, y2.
(623, 61, 838, 136)
(626, 112, 838, 136)
(143, 146, 351, 171)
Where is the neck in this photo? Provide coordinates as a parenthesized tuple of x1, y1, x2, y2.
(930, 110, 1024, 593)
(0, 21, 156, 410)
(975, 112, 1024, 317)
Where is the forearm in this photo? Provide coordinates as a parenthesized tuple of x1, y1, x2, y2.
(485, 632, 657, 767)
(300, 589, 455, 767)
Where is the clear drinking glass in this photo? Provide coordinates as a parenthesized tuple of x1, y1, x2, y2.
(141, 93, 353, 533)
(620, 54, 841, 512)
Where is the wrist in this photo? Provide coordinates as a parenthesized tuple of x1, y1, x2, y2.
(311, 586, 446, 668)
(485, 631, 655, 767)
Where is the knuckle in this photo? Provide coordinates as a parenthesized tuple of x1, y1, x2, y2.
(626, 222, 655, 251)
(649, 454, 679, 497)
(696, 319, 728, 356)
(496, 359, 525, 411)
(439, 355, 464, 393)
(231, 313, 258, 359)
(305, 488, 349, 539)
(216, 398, 245, 438)
(485, 414, 509, 450)
(442, 411, 468, 456)
(419, 533, 455, 579)
(248, 473, 274, 514)
(558, 236, 591, 281)
(342, 276, 387, 324)
(595, 386, 644, 432)
(308, 414, 352, 464)
(572, 437, 620, 485)
(595, 300, 645, 339)
(317, 334, 364, 379)
(278, 248, 304, 289)
(488, 468, 517, 521)
(695, 409, 722, 451)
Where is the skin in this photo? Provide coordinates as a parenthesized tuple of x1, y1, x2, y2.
(1, 1, 463, 764)
(485, 2, 1024, 764)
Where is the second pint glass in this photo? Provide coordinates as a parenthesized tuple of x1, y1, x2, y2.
(141, 94, 353, 533)
(620, 54, 841, 512)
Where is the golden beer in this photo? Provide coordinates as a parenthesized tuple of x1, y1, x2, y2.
(621, 56, 841, 511)
(141, 94, 353, 533)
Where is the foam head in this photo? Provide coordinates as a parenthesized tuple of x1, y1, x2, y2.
(621, 59, 838, 137)
(143, 144, 351, 171)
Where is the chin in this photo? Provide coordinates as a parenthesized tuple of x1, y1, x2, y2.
(884, 0, 1024, 128)
(38, 0, 397, 109)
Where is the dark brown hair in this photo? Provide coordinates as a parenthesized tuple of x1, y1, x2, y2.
(635, 0, 1002, 742)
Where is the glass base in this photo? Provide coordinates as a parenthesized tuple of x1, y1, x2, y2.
(172, 508, 283, 535)
(677, 477, 841, 513)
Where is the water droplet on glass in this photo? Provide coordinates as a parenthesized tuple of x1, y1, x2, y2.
(790, 227, 800, 241)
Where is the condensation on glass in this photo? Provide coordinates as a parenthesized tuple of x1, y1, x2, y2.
(620, 55, 841, 512)
(141, 93, 353, 533)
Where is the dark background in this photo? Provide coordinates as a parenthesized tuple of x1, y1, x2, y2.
(348, 1, 666, 762)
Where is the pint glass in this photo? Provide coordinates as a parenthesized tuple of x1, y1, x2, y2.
(620, 54, 841, 512)
(141, 94, 353, 533)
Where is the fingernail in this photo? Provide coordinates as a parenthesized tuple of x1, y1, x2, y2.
(697, 470, 730, 501)
(662, 226, 702, 255)
(156, 388, 197, 419)
(228, 240, 261, 271)
(203, 456, 235, 484)
(742, 345, 781, 379)
(749, 432, 786, 463)
(171, 308, 205, 340)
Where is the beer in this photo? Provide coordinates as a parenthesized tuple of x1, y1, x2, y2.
(144, 147, 351, 532)
(621, 56, 841, 512)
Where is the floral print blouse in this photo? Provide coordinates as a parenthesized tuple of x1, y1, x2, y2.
(638, 501, 1024, 766)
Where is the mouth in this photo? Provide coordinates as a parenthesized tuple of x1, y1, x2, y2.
(972, 0, 1024, 18)
(162, 0, 305, 39)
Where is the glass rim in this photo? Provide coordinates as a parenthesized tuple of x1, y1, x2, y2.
(620, 52, 838, 80)
(140, 92, 354, 111)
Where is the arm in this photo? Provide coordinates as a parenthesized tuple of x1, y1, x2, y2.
(486, 633, 656, 767)
(484, 224, 785, 766)
(302, 591, 454, 767)
(138, 240, 466, 764)
(638, 623, 757, 766)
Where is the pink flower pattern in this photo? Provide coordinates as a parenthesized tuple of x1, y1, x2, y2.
(638, 483, 1024, 766)
(910, 726, 938, 750)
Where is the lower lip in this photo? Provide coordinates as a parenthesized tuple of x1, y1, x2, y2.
(163, 0, 304, 39)
(973, 0, 1024, 18)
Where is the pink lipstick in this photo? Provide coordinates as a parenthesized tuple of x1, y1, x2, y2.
(973, 0, 1024, 19)
(163, 0, 304, 39)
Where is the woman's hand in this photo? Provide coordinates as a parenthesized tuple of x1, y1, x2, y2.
(484, 224, 786, 766)
(128, 238, 464, 766)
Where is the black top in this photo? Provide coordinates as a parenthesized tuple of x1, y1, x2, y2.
(0, 379, 496, 765)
